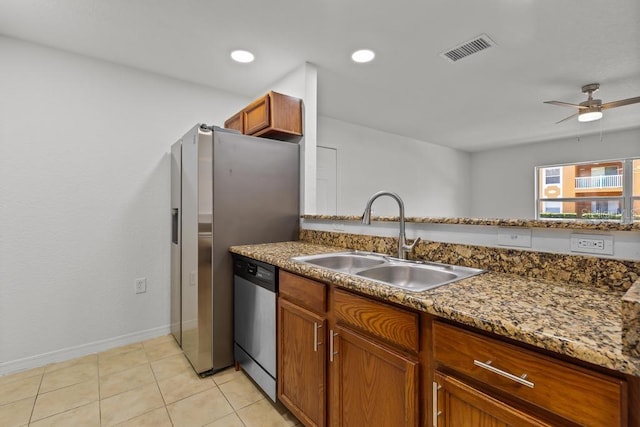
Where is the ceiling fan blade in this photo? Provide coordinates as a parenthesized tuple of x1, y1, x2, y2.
(555, 112, 578, 124)
(601, 96, 640, 109)
(544, 101, 588, 109)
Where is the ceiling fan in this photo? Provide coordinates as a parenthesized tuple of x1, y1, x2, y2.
(544, 83, 640, 124)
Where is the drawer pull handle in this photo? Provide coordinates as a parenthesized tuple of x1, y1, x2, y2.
(432, 381, 442, 427)
(313, 322, 322, 352)
(329, 330, 338, 362)
(473, 359, 534, 389)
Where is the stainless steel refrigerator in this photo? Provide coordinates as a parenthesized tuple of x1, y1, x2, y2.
(170, 124, 299, 375)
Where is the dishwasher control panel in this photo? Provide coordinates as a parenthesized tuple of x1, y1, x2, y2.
(232, 254, 277, 292)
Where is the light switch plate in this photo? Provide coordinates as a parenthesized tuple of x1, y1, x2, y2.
(497, 228, 532, 248)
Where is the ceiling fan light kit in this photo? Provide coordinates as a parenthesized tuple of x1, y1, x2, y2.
(578, 107, 603, 122)
(544, 83, 640, 124)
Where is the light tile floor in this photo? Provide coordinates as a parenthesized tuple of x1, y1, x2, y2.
(0, 335, 301, 426)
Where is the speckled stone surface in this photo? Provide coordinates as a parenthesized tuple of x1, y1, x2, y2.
(303, 214, 640, 231)
(622, 281, 640, 358)
(299, 229, 640, 292)
(229, 241, 640, 377)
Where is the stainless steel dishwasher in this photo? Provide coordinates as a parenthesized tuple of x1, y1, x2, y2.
(232, 254, 278, 401)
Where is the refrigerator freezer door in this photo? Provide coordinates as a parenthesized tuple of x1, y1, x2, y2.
(181, 126, 214, 374)
(170, 140, 182, 346)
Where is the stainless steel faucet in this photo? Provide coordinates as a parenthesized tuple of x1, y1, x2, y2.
(361, 191, 421, 260)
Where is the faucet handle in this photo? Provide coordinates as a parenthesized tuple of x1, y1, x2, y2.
(405, 236, 421, 251)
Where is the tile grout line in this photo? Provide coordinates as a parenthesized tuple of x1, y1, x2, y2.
(27, 356, 101, 426)
(147, 352, 175, 427)
(216, 368, 245, 425)
(97, 352, 102, 427)
(26, 366, 45, 425)
(105, 347, 170, 427)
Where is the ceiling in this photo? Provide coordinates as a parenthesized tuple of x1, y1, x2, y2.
(1, 0, 639, 152)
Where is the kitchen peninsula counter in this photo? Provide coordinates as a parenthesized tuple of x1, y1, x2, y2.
(230, 241, 640, 377)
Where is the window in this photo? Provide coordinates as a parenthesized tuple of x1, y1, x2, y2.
(535, 158, 639, 223)
(542, 202, 562, 213)
(544, 168, 561, 184)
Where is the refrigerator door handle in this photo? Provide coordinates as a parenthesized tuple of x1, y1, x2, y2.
(171, 208, 179, 244)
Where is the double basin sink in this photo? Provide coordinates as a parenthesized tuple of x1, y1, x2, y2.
(292, 251, 484, 292)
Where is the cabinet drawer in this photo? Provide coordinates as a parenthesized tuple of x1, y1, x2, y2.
(279, 271, 326, 313)
(334, 289, 419, 353)
(433, 322, 626, 427)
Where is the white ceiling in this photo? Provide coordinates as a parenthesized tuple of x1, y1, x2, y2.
(1, 0, 639, 151)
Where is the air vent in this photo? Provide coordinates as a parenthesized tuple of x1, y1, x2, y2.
(440, 34, 496, 62)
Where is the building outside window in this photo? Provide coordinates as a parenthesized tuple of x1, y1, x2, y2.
(535, 158, 639, 223)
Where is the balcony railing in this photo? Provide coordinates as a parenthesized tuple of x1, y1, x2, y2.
(575, 174, 622, 189)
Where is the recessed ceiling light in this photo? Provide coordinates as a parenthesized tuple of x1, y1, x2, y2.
(351, 49, 375, 63)
(230, 50, 255, 63)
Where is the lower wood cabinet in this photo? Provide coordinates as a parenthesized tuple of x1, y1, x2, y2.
(433, 371, 552, 427)
(276, 271, 634, 427)
(278, 297, 326, 427)
(330, 325, 419, 427)
(277, 272, 420, 427)
(433, 321, 627, 427)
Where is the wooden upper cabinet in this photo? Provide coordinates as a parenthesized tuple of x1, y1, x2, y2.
(223, 111, 243, 133)
(224, 91, 302, 142)
(243, 94, 271, 135)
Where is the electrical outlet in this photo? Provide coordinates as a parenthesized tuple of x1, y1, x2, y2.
(135, 277, 147, 294)
(570, 234, 614, 255)
(578, 238, 604, 250)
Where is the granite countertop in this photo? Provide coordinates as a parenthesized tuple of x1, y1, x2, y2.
(230, 241, 640, 377)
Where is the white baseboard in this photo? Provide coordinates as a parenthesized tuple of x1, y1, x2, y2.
(0, 325, 172, 377)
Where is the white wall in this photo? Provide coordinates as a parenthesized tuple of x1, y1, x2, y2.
(470, 127, 640, 219)
(260, 63, 318, 214)
(0, 36, 249, 373)
(316, 117, 471, 217)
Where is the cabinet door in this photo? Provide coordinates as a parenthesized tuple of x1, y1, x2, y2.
(278, 298, 326, 427)
(434, 371, 553, 427)
(243, 94, 271, 135)
(331, 326, 418, 427)
(224, 111, 243, 133)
